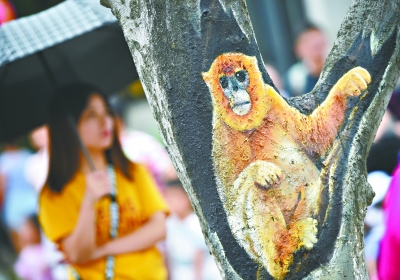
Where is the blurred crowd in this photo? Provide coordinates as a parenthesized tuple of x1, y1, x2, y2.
(364, 79, 400, 280)
(0, 121, 221, 280)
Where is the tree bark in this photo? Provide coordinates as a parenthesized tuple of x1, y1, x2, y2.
(101, 0, 400, 279)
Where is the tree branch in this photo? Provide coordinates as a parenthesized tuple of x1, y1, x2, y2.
(103, 0, 400, 278)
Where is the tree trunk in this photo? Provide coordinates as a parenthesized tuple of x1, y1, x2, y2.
(101, 0, 400, 279)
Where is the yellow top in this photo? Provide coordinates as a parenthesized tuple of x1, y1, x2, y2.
(39, 164, 169, 280)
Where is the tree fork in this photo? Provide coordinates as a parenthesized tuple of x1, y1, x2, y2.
(102, 0, 400, 279)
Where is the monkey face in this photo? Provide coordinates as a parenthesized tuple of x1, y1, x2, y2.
(219, 70, 251, 115)
(203, 53, 272, 131)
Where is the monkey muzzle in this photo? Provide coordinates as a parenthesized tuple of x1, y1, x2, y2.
(219, 70, 252, 116)
(229, 89, 251, 116)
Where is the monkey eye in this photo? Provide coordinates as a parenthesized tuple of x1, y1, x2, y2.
(219, 76, 229, 89)
(235, 70, 247, 83)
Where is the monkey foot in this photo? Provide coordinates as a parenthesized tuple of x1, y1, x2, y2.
(291, 217, 318, 250)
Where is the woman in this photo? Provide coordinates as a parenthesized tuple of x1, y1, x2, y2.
(39, 84, 169, 279)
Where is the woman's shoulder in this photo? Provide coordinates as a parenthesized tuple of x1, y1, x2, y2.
(121, 161, 148, 177)
(40, 171, 85, 202)
(116, 162, 158, 191)
(132, 163, 158, 184)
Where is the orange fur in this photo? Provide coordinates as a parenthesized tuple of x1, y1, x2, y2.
(203, 53, 371, 279)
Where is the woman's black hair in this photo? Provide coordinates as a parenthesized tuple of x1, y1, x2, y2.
(45, 83, 132, 193)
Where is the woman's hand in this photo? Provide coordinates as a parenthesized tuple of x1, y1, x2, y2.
(89, 246, 107, 261)
(91, 212, 167, 257)
(84, 170, 111, 204)
(61, 170, 111, 264)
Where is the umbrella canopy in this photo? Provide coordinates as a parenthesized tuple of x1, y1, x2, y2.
(0, 0, 138, 142)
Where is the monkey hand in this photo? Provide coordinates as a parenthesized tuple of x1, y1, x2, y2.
(244, 160, 284, 190)
(290, 217, 318, 250)
(333, 67, 371, 97)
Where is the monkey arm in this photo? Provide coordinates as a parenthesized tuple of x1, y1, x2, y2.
(212, 118, 253, 187)
(276, 67, 371, 156)
(234, 160, 283, 191)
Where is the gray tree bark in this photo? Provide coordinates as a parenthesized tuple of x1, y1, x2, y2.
(101, 0, 400, 279)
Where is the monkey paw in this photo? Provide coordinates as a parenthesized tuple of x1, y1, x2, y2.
(335, 67, 371, 97)
(292, 217, 318, 250)
(246, 160, 284, 190)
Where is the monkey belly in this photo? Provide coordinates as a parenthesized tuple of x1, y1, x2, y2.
(255, 141, 321, 218)
(218, 143, 321, 279)
(227, 173, 305, 279)
(213, 137, 322, 226)
(275, 146, 320, 218)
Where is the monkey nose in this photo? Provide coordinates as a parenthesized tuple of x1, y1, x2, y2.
(233, 85, 238, 91)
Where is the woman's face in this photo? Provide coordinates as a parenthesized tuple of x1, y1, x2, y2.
(78, 94, 114, 152)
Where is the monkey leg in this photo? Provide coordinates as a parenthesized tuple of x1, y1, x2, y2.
(245, 190, 292, 280)
(226, 160, 286, 242)
(226, 161, 297, 279)
(227, 160, 286, 249)
(288, 187, 318, 250)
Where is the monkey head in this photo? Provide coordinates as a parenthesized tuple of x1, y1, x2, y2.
(219, 69, 251, 116)
(202, 53, 274, 131)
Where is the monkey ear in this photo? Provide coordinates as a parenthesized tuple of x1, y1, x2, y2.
(202, 71, 211, 83)
(249, 56, 258, 66)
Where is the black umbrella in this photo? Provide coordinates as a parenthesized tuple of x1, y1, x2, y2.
(0, 0, 138, 146)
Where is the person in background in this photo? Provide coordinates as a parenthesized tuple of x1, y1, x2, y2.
(14, 215, 52, 280)
(364, 80, 400, 279)
(364, 171, 391, 280)
(164, 179, 221, 280)
(378, 159, 400, 280)
(0, 150, 16, 279)
(387, 78, 400, 137)
(264, 63, 289, 99)
(0, 173, 3, 207)
(39, 84, 169, 279)
(285, 24, 328, 97)
(367, 87, 400, 175)
(109, 96, 175, 192)
(25, 126, 49, 193)
(24, 126, 67, 280)
(116, 117, 174, 192)
(0, 140, 37, 251)
(0, 193, 17, 279)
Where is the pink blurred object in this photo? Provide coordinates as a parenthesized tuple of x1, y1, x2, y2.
(120, 130, 175, 190)
(378, 164, 400, 280)
(14, 245, 53, 280)
(0, 0, 15, 24)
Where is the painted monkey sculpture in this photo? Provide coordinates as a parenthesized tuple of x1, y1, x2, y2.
(202, 53, 371, 279)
